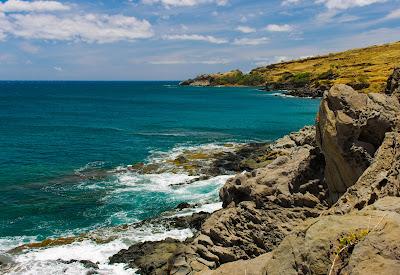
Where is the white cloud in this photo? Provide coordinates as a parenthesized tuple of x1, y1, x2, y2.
(142, 0, 228, 7)
(315, 0, 386, 10)
(385, 9, 400, 20)
(265, 24, 293, 32)
(236, 26, 256, 33)
(53, 66, 62, 71)
(0, 13, 153, 43)
(0, 0, 70, 13)
(162, 34, 228, 44)
(233, 37, 269, 46)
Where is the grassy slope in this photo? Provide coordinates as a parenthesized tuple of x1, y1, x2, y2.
(210, 41, 400, 93)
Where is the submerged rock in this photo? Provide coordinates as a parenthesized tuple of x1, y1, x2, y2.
(59, 260, 99, 270)
(176, 202, 192, 210)
(126, 142, 274, 178)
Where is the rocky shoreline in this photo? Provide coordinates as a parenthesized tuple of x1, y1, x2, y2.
(179, 72, 326, 98)
(114, 68, 400, 274)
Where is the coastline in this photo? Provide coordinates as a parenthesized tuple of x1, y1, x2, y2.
(109, 69, 400, 274)
(1, 68, 399, 274)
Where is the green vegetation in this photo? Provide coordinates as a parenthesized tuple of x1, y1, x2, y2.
(328, 229, 370, 275)
(210, 70, 265, 86)
(292, 72, 312, 87)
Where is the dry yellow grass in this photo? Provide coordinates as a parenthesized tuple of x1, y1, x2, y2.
(251, 41, 400, 93)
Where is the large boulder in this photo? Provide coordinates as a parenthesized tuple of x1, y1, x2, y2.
(316, 84, 400, 203)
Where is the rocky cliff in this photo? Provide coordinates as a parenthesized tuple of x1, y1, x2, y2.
(111, 68, 400, 275)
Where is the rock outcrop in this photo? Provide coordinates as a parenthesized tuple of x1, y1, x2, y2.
(332, 131, 400, 214)
(110, 69, 400, 275)
(386, 67, 400, 100)
(317, 84, 400, 203)
(110, 238, 188, 274)
(180, 75, 213, 87)
(203, 197, 400, 275)
(164, 126, 328, 274)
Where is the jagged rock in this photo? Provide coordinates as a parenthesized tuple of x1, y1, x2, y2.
(204, 197, 400, 275)
(316, 84, 400, 203)
(176, 202, 192, 210)
(219, 145, 325, 208)
(385, 67, 400, 99)
(180, 75, 213, 86)
(165, 127, 328, 274)
(170, 212, 211, 231)
(332, 131, 400, 214)
(109, 238, 187, 275)
(59, 259, 99, 270)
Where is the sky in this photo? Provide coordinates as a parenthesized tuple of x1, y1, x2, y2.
(0, 0, 399, 80)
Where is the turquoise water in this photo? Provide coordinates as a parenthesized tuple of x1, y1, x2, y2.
(0, 81, 320, 241)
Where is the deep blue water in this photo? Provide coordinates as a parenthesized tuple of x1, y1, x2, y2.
(0, 81, 319, 240)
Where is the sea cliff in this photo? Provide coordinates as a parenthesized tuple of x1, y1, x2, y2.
(112, 68, 400, 274)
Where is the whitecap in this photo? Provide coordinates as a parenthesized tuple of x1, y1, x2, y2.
(3, 226, 193, 275)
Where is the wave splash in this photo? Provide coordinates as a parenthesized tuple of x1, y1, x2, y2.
(0, 143, 237, 274)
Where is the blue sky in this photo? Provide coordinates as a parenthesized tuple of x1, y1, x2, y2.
(0, 0, 399, 80)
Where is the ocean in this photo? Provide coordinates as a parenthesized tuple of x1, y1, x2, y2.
(0, 81, 320, 274)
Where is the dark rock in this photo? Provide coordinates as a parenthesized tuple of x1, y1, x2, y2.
(264, 82, 328, 98)
(176, 202, 192, 210)
(109, 238, 186, 275)
(210, 142, 277, 173)
(170, 212, 210, 230)
(59, 259, 99, 270)
(347, 81, 370, 90)
(284, 85, 326, 98)
(385, 67, 400, 99)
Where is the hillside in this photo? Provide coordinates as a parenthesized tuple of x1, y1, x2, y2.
(180, 41, 400, 95)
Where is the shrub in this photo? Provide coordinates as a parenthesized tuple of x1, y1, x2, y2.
(279, 72, 294, 82)
(318, 69, 337, 80)
(291, 72, 312, 87)
(238, 73, 265, 86)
